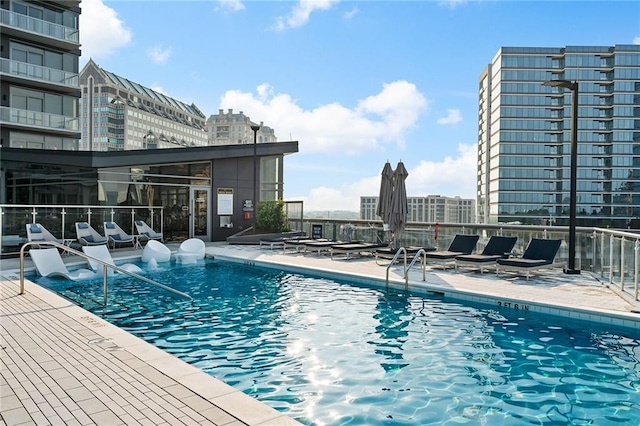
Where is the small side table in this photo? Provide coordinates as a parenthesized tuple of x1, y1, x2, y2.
(62, 238, 76, 255)
(133, 235, 143, 250)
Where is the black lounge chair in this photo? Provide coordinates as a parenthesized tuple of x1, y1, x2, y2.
(259, 232, 306, 250)
(375, 246, 436, 265)
(302, 239, 353, 256)
(283, 237, 330, 253)
(330, 242, 389, 260)
(425, 234, 480, 269)
(496, 238, 562, 279)
(455, 236, 518, 273)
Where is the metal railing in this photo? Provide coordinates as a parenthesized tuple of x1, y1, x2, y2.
(385, 247, 427, 288)
(0, 57, 79, 87)
(1, 9, 79, 43)
(290, 218, 640, 302)
(1, 204, 164, 256)
(19, 241, 192, 305)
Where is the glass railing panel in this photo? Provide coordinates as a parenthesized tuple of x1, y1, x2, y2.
(0, 107, 79, 131)
(610, 236, 623, 286)
(0, 58, 79, 87)
(1, 10, 79, 43)
(621, 238, 637, 290)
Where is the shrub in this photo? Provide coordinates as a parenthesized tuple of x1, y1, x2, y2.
(256, 200, 289, 233)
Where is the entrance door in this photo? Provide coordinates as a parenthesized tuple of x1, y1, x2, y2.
(190, 187, 210, 240)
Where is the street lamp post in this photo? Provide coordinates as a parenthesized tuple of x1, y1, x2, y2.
(250, 125, 260, 229)
(543, 79, 580, 274)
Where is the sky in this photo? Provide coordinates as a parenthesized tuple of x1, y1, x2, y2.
(80, 0, 640, 211)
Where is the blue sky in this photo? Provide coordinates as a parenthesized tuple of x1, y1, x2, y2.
(81, 0, 640, 211)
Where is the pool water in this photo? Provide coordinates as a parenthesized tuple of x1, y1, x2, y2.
(36, 260, 640, 425)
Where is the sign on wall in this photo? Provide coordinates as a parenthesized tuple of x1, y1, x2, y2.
(217, 188, 233, 215)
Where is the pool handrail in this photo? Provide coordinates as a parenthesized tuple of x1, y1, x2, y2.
(386, 247, 407, 288)
(406, 249, 428, 283)
(19, 241, 192, 305)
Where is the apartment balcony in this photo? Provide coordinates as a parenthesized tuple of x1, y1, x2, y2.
(0, 58, 79, 94)
(0, 9, 79, 49)
(0, 106, 79, 135)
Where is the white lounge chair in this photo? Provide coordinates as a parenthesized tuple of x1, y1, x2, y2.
(82, 245, 143, 275)
(134, 220, 163, 243)
(176, 238, 205, 263)
(103, 221, 135, 249)
(75, 222, 108, 246)
(29, 248, 96, 281)
(26, 223, 64, 244)
(141, 240, 171, 263)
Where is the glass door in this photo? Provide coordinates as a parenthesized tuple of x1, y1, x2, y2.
(190, 186, 210, 240)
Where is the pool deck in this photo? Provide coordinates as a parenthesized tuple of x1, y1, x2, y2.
(2, 242, 640, 425)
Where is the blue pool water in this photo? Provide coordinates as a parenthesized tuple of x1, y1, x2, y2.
(35, 260, 640, 425)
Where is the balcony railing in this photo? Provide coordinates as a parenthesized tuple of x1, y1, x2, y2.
(1, 9, 79, 44)
(0, 58, 79, 87)
(0, 106, 79, 131)
(2, 204, 638, 303)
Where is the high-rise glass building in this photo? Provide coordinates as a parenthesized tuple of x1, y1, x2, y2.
(478, 45, 640, 228)
(0, 0, 81, 150)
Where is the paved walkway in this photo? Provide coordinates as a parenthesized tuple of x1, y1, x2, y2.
(0, 246, 300, 426)
(2, 243, 640, 426)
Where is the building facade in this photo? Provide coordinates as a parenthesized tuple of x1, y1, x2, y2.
(478, 45, 640, 227)
(0, 0, 81, 150)
(79, 59, 208, 151)
(360, 195, 476, 224)
(206, 109, 277, 145)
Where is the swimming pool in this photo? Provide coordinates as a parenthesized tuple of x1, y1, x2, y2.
(35, 259, 640, 425)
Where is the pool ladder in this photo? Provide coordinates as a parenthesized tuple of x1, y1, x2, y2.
(385, 247, 428, 288)
(19, 241, 192, 306)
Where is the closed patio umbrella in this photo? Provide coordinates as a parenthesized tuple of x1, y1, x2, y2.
(389, 161, 409, 248)
(376, 162, 394, 228)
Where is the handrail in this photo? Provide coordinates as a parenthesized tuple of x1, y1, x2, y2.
(19, 241, 192, 305)
(386, 247, 407, 287)
(406, 249, 428, 283)
(385, 247, 429, 289)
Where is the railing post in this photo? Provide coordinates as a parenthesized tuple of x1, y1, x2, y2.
(620, 237, 625, 292)
(131, 209, 136, 235)
(591, 230, 597, 274)
(87, 208, 92, 223)
(61, 208, 67, 239)
(31, 206, 37, 223)
(609, 234, 614, 285)
(635, 239, 639, 301)
(110, 208, 115, 222)
(600, 231, 605, 276)
(103, 264, 108, 306)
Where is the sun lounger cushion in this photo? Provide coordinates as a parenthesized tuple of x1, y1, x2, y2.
(77, 222, 89, 229)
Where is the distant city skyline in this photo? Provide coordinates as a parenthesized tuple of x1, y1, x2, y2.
(79, 0, 640, 210)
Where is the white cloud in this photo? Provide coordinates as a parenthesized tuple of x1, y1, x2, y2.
(272, 0, 340, 31)
(634, 36, 640, 44)
(219, 80, 428, 155)
(343, 7, 359, 20)
(439, 0, 467, 9)
(437, 109, 462, 125)
(148, 46, 172, 64)
(80, 0, 131, 61)
(151, 84, 165, 94)
(295, 144, 477, 211)
(408, 143, 477, 199)
(215, 0, 245, 13)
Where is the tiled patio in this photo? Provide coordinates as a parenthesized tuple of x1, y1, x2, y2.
(2, 242, 639, 425)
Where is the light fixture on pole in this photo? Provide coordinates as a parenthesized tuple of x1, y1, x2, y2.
(250, 124, 260, 229)
(542, 79, 580, 274)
